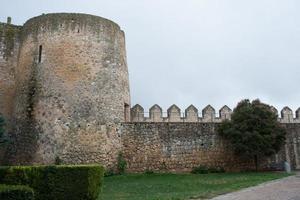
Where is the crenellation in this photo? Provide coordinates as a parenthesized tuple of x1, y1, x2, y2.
(219, 105, 232, 120)
(201, 105, 216, 122)
(185, 105, 198, 122)
(271, 106, 279, 115)
(167, 104, 182, 122)
(148, 104, 163, 122)
(296, 108, 300, 123)
(131, 104, 144, 122)
(130, 105, 300, 123)
(280, 106, 294, 123)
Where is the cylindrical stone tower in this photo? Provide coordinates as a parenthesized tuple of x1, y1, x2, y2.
(7, 13, 130, 166)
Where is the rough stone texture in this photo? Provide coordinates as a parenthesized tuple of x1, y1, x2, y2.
(121, 123, 254, 172)
(185, 105, 199, 122)
(121, 122, 300, 172)
(1, 13, 130, 167)
(0, 22, 21, 132)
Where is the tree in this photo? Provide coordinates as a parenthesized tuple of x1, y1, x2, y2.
(218, 99, 286, 171)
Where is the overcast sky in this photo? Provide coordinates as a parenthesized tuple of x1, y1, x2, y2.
(1, 0, 299, 115)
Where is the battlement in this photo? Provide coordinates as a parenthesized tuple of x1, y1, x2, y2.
(131, 104, 300, 123)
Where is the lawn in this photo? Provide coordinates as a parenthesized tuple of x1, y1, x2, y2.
(100, 172, 290, 200)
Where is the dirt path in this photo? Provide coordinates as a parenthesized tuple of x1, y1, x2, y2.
(210, 173, 300, 200)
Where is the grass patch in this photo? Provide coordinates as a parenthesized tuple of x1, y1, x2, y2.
(100, 172, 291, 200)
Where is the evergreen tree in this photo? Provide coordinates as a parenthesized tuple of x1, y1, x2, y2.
(218, 99, 286, 171)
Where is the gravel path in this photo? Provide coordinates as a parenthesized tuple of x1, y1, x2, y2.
(210, 173, 300, 200)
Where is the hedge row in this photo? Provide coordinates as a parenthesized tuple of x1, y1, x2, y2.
(0, 184, 34, 200)
(0, 165, 104, 200)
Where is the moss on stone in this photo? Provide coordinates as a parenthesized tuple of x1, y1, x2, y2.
(0, 23, 21, 60)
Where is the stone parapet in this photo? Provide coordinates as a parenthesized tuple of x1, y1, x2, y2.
(131, 104, 300, 123)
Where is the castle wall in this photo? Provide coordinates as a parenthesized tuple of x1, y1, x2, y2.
(121, 122, 300, 172)
(124, 105, 300, 172)
(5, 13, 129, 166)
(0, 13, 299, 173)
(131, 104, 300, 123)
(0, 22, 21, 132)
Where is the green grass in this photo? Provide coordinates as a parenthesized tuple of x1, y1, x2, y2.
(100, 172, 291, 200)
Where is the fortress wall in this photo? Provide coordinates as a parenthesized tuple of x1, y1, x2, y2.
(131, 104, 300, 123)
(6, 13, 129, 167)
(121, 123, 300, 172)
(0, 21, 21, 132)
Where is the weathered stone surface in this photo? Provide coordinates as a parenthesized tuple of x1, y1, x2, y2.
(185, 105, 198, 122)
(219, 105, 232, 120)
(131, 104, 144, 122)
(121, 123, 253, 172)
(2, 13, 129, 166)
(148, 104, 163, 122)
(202, 105, 216, 122)
(122, 123, 300, 172)
(0, 22, 21, 133)
(280, 107, 294, 123)
(167, 104, 181, 122)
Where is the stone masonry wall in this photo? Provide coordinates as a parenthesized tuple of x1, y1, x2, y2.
(121, 123, 253, 172)
(121, 122, 300, 172)
(0, 21, 21, 132)
(4, 13, 129, 167)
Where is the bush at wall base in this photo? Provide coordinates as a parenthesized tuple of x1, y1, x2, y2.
(0, 165, 104, 200)
(0, 184, 34, 200)
(191, 165, 225, 174)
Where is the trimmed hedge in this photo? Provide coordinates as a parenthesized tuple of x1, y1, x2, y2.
(0, 165, 104, 200)
(0, 184, 34, 200)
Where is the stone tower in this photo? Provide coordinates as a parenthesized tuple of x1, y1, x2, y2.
(2, 13, 130, 166)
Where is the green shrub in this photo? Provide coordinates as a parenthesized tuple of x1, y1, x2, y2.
(208, 167, 225, 173)
(0, 184, 34, 200)
(191, 166, 225, 174)
(117, 152, 127, 174)
(54, 156, 62, 165)
(104, 168, 115, 177)
(191, 165, 209, 174)
(144, 169, 154, 175)
(0, 165, 104, 200)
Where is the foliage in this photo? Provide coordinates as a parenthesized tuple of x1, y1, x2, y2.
(191, 165, 225, 174)
(218, 99, 286, 169)
(117, 152, 127, 174)
(144, 169, 154, 175)
(104, 168, 115, 177)
(0, 184, 34, 200)
(191, 165, 209, 174)
(101, 172, 290, 200)
(0, 114, 7, 144)
(0, 165, 104, 200)
(54, 156, 62, 165)
(208, 167, 225, 173)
